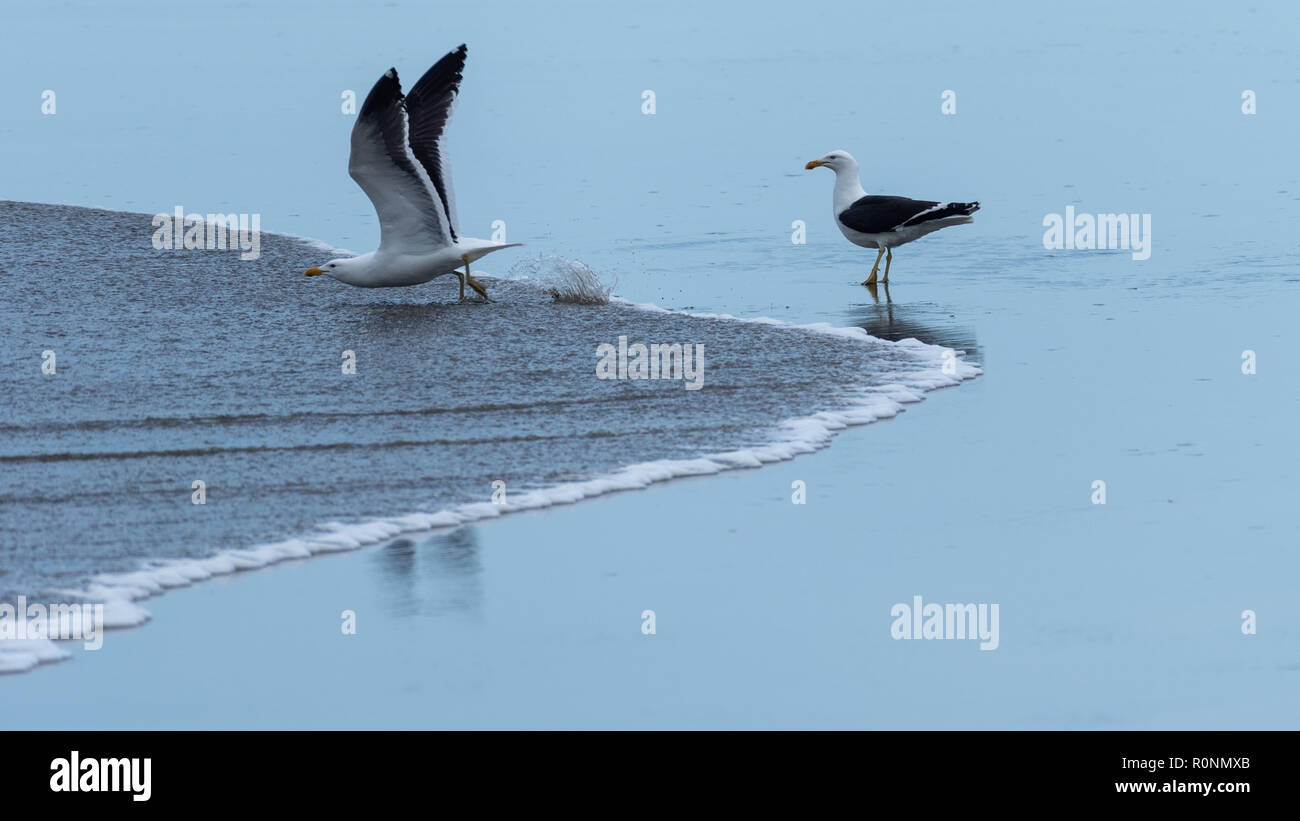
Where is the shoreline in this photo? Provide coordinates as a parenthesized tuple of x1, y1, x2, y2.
(0, 236, 980, 678)
(6, 266, 1298, 727)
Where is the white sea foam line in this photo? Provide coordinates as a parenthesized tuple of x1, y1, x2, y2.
(11, 243, 979, 673)
(0, 637, 72, 675)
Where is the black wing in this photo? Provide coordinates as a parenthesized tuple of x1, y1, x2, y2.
(838, 195, 979, 234)
(348, 68, 454, 252)
(346, 46, 468, 253)
(404, 44, 467, 242)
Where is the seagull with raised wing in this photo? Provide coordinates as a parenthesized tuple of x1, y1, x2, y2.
(805, 150, 978, 286)
(305, 45, 519, 300)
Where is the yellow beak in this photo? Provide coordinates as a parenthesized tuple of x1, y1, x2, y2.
(304, 267, 324, 277)
(805, 160, 826, 170)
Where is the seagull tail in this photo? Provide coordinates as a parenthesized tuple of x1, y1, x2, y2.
(475, 242, 522, 261)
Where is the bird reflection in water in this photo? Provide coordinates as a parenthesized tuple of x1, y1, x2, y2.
(372, 527, 483, 618)
(850, 287, 982, 363)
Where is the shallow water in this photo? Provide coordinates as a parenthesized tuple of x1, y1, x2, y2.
(0, 201, 969, 614)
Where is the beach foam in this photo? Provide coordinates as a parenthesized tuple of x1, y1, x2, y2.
(27, 293, 976, 673)
(1, 214, 978, 674)
(0, 638, 72, 675)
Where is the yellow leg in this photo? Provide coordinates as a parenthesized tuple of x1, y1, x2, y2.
(882, 247, 893, 283)
(467, 275, 490, 300)
(862, 246, 885, 286)
(461, 256, 490, 301)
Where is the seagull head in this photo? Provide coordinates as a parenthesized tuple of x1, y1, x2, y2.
(304, 258, 352, 280)
(805, 150, 857, 172)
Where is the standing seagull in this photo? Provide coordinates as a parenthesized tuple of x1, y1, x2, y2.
(305, 45, 519, 299)
(805, 150, 978, 285)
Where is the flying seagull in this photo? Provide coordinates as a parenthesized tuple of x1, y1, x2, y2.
(305, 45, 519, 299)
(805, 150, 978, 285)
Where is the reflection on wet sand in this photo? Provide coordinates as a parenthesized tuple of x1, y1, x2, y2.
(371, 528, 483, 618)
(849, 286, 982, 362)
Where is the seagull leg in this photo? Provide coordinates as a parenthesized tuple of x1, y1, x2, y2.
(462, 256, 491, 301)
(862, 246, 885, 286)
(882, 247, 893, 283)
(467, 275, 491, 301)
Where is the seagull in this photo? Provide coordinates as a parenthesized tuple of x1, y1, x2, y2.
(305, 45, 519, 300)
(805, 150, 978, 285)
